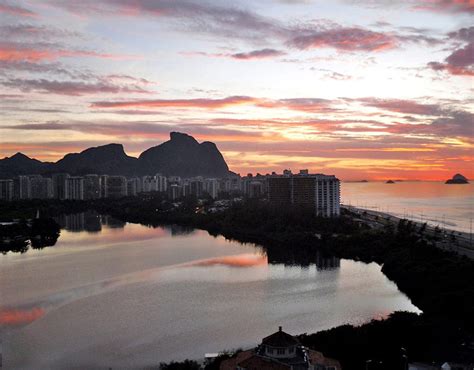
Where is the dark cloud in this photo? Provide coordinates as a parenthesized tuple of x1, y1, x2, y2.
(447, 26, 474, 42)
(231, 48, 286, 60)
(288, 27, 397, 51)
(0, 24, 81, 40)
(48, 0, 441, 53)
(1, 78, 152, 96)
(359, 98, 445, 115)
(427, 26, 474, 76)
(49, 0, 287, 43)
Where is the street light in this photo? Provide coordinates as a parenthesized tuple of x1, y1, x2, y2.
(366, 359, 373, 370)
(401, 347, 408, 370)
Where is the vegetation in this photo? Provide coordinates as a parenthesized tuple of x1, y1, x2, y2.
(158, 360, 201, 370)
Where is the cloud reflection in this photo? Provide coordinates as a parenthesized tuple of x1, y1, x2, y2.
(0, 308, 45, 326)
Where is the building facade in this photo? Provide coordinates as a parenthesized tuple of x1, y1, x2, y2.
(0, 179, 14, 201)
(220, 326, 341, 370)
(268, 171, 340, 217)
(106, 176, 127, 198)
(65, 176, 85, 200)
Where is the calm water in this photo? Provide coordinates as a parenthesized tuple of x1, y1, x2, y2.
(1, 216, 420, 368)
(342, 181, 474, 233)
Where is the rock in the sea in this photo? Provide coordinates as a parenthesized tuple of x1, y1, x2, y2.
(445, 173, 469, 184)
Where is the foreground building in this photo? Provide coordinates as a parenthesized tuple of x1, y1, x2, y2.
(268, 170, 340, 217)
(220, 326, 341, 370)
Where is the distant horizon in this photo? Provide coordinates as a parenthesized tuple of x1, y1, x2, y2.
(2, 134, 470, 182)
(1, 1, 472, 181)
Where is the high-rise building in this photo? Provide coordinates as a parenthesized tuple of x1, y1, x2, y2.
(127, 178, 139, 197)
(204, 178, 219, 199)
(13, 176, 31, 200)
(52, 173, 70, 199)
(189, 178, 203, 197)
(84, 175, 100, 200)
(30, 176, 53, 199)
(241, 174, 267, 197)
(141, 176, 154, 192)
(99, 175, 109, 198)
(0, 179, 14, 201)
(156, 174, 168, 192)
(65, 176, 84, 200)
(169, 184, 182, 200)
(106, 176, 127, 198)
(268, 171, 340, 217)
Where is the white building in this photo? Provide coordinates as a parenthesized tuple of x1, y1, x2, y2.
(65, 176, 84, 200)
(204, 178, 219, 199)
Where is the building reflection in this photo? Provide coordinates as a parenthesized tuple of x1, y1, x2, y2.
(56, 212, 125, 233)
(167, 224, 196, 236)
(101, 215, 126, 229)
(266, 248, 340, 270)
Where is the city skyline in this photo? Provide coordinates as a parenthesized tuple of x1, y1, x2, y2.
(1, 0, 473, 180)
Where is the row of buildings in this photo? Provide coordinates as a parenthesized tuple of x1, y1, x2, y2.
(0, 174, 229, 201)
(0, 169, 341, 216)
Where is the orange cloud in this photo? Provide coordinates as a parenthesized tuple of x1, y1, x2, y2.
(91, 96, 336, 113)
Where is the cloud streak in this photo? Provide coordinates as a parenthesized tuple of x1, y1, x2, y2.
(289, 27, 397, 51)
(0, 2, 36, 17)
(2, 78, 152, 96)
(230, 48, 286, 60)
(90, 96, 337, 113)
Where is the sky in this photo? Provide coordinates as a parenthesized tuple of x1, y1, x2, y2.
(0, 0, 473, 180)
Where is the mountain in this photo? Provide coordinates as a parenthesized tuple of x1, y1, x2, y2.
(139, 132, 229, 177)
(0, 153, 49, 178)
(54, 143, 138, 176)
(0, 133, 231, 178)
(445, 173, 469, 184)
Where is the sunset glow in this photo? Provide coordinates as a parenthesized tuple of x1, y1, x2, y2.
(1, 0, 472, 180)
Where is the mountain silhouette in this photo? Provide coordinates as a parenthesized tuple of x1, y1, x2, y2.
(139, 132, 229, 177)
(0, 132, 230, 178)
(0, 152, 49, 177)
(54, 143, 138, 176)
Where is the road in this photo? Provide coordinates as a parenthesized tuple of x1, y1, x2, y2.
(343, 205, 474, 260)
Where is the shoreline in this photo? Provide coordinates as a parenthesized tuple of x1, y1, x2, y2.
(343, 205, 474, 259)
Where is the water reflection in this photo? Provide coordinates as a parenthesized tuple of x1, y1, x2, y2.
(0, 221, 420, 368)
(56, 212, 125, 233)
(0, 218, 60, 254)
(267, 247, 340, 270)
(3, 212, 342, 272)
